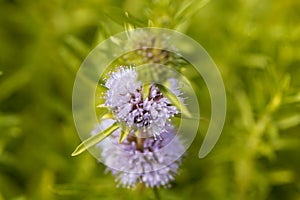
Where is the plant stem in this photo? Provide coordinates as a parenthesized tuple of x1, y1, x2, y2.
(136, 131, 145, 151)
(153, 187, 161, 200)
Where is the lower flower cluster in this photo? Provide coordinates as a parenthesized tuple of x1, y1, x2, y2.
(93, 119, 184, 188)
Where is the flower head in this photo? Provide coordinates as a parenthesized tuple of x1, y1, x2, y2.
(120, 30, 184, 82)
(104, 66, 180, 138)
(124, 30, 176, 65)
(105, 67, 142, 122)
(93, 119, 184, 188)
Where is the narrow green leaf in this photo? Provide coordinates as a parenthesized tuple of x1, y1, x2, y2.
(157, 84, 192, 118)
(284, 92, 300, 104)
(174, 113, 202, 121)
(110, 36, 122, 46)
(118, 126, 130, 143)
(277, 114, 300, 130)
(100, 113, 114, 120)
(64, 35, 89, 58)
(0, 67, 30, 101)
(142, 83, 151, 100)
(96, 104, 107, 108)
(269, 170, 294, 185)
(133, 129, 140, 137)
(71, 122, 119, 156)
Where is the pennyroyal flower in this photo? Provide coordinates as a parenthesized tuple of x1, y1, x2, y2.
(92, 119, 184, 188)
(104, 66, 181, 138)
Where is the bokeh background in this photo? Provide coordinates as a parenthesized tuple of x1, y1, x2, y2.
(1, 0, 300, 199)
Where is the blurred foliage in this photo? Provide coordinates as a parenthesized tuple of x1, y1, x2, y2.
(1, 0, 300, 199)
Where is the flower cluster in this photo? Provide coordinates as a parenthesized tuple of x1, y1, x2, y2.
(123, 30, 177, 65)
(105, 67, 179, 139)
(120, 30, 184, 83)
(92, 119, 184, 188)
(93, 66, 185, 188)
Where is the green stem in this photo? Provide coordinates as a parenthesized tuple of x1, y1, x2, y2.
(153, 187, 161, 200)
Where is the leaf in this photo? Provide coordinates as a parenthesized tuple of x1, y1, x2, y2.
(96, 104, 107, 108)
(157, 84, 192, 118)
(103, 7, 146, 27)
(235, 90, 255, 129)
(64, 35, 89, 59)
(71, 122, 119, 156)
(100, 113, 114, 120)
(277, 114, 300, 130)
(284, 92, 300, 104)
(269, 170, 294, 185)
(173, 113, 200, 121)
(0, 67, 31, 101)
(110, 36, 122, 46)
(118, 126, 130, 143)
(142, 83, 151, 100)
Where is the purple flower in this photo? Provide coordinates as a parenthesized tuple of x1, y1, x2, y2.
(104, 66, 181, 138)
(93, 66, 187, 188)
(92, 119, 184, 188)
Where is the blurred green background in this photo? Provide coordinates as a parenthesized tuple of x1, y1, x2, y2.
(1, 0, 300, 199)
